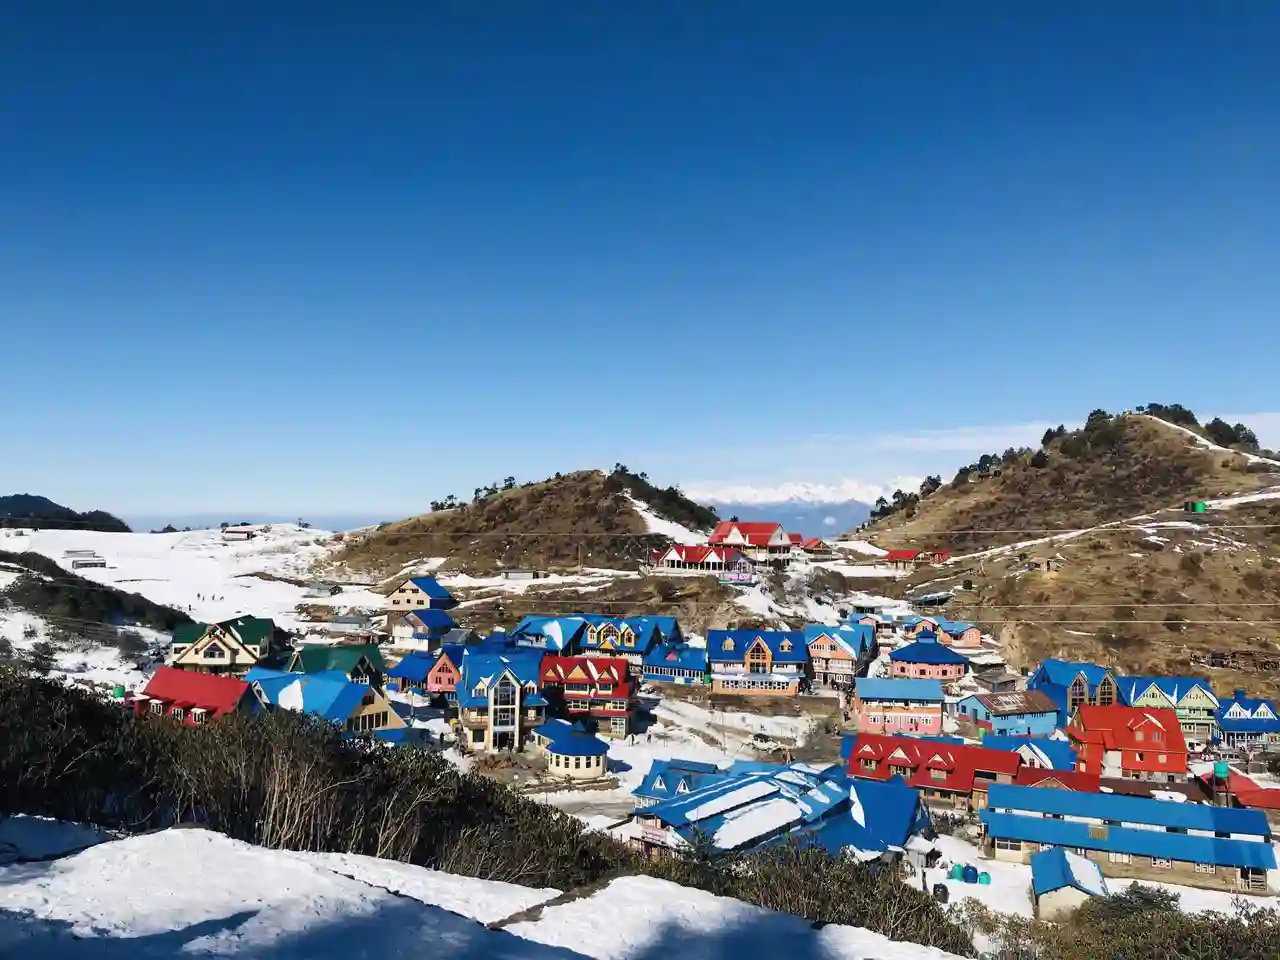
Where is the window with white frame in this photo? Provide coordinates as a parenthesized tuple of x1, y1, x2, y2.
(191, 708, 207, 724)
(1195, 862, 1215, 874)
(1109, 851, 1132, 864)
(993, 837, 1022, 851)
(150, 701, 165, 715)
(171, 707, 185, 721)
(1151, 858, 1173, 870)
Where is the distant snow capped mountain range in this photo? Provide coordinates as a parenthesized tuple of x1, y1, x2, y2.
(686, 477, 923, 536)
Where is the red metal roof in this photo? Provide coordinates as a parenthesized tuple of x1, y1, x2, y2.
(883, 549, 922, 561)
(1069, 705, 1188, 773)
(660, 545, 740, 564)
(846, 733, 1021, 794)
(801, 537, 824, 549)
(140, 667, 251, 719)
(708, 521, 784, 546)
(539, 654, 633, 699)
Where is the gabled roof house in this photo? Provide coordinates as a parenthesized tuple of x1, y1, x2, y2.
(169, 616, 291, 677)
(845, 732, 1021, 811)
(1215, 689, 1280, 749)
(245, 667, 407, 742)
(1027, 659, 1121, 726)
(706, 630, 808, 696)
(642, 643, 708, 685)
(632, 758, 727, 807)
(1115, 676, 1219, 747)
(287, 643, 386, 689)
(1067, 705, 1188, 782)
(133, 667, 258, 726)
(888, 638, 970, 681)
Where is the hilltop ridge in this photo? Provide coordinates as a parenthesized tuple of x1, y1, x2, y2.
(0, 494, 130, 533)
(858, 411, 1279, 554)
(329, 468, 715, 577)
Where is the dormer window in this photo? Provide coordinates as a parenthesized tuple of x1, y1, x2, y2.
(172, 707, 185, 721)
(150, 701, 165, 715)
(675, 780, 689, 794)
(191, 708, 208, 725)
(780, 640, 793, 653)
(204, 643, 226, 659)
(722, 638, 735, 651)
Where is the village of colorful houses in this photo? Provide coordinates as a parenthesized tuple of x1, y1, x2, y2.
(125, 522, 1280, 914)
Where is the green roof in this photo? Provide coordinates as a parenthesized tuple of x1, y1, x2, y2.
(288, 643, 386, 676)
(171, 622, 210, 647)
(222, 616, 277, 650)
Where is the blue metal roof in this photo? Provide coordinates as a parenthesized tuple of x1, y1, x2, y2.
(985, 783, 1272, 836)
(1030, 847, 1108, 897)
(980, 735, 1077, 770)
(935, 619, 976, 635)
(248, 668, 370, 725)
(409, 576, 455, 600)
(1031, 660, 1115, 696)
(706, 630, 809, 664)
(889, 639, 970, 665)
(854, 677, 944, 702)
(803, 624, 874, 659)
(546, 733, 609, 757)
(1216, 690, 1280, 734)
(633, 759, 728, 802)
(643, 764, 927, 855)
(386, 653, 434, 682)
(511, 616, 589, 651)
(984, 810, 1277, 870)
(642, 643, 708, 671)
(456, 649, 546, 708)
(1115, 676, 1217, 707)
(406, 608, 458, 630)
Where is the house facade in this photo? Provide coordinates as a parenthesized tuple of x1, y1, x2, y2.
(955, 691, 1059, 737)
(652, 545, 748, 572)
(1116, 677, 1219, 748)
(1031, 848, 1109, 920)
(1215, 689, 1280, 751)
(387, 608, 459, 650)
(454, 651, 547, 752)
(935, 620, 983, 649)
(1068, 705, 1188, 782)
(706, 630, 808, 696)
(804, 624, 874, 687)
(385, 576, 458, 612)
(888, 638, 970, 682)
(169, 616, 291, 677)
(851, 678, 945, 735)
(845, 733, 1021, 811)
(539, 654, 635, 738)
(642, 643, 708, 685)
(1027, 659, 1121, 727)
(577, 617, 669, 673)
(133, 667, 258, 725)
(981, 783, 1278, 894)
(707, 521, 798, 567)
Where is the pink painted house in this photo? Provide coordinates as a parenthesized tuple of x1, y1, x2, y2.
(888, 638, 971, 682)
(427, 647, 464, 697)
(851, 677, 945, 736)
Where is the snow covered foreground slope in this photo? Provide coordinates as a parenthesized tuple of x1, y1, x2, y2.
(0, 828, 964, 960)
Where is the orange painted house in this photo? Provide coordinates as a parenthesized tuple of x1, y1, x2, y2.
(1068, 705, 1188, 782)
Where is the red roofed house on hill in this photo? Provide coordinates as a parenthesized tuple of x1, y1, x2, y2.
(846, 732, 1021, 811)
(1068, 705, 1188, 782)
(133, 666, 258, 726)
(651, 544, 748, 573)
(707, 522, 798, 567)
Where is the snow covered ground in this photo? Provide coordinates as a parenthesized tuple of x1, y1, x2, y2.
(1, 524, 385, 629)
(924, 834, 1280, 920)
(624, 495, 707, 545)
(0, 827, 967, 960)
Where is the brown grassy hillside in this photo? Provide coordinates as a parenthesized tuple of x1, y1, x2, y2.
(326, 470, 696, 577)
(891, 496, 1280, 697)
(863, 414, 1280, 554)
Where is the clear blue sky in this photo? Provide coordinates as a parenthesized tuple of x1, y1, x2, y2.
(2, 1, 1278, 516)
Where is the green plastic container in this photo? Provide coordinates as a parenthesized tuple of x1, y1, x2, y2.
(977, 872, 991, 885)
(112, 685, 126, 699)
(1214, 761, 1230, 780)
(948, 864, 964, 880)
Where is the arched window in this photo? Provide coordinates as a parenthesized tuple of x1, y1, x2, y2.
(722, 637, 735, 651)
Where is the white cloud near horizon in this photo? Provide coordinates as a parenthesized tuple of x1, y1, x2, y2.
(682, 420, 1058, 503)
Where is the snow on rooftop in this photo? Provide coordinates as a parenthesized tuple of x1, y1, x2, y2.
(712, 796, 804, 850)
(1063, 850, 1109, 897)
(684, 780, 779, 822)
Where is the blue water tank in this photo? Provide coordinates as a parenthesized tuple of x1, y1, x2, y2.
(962, 865, 980, 884)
